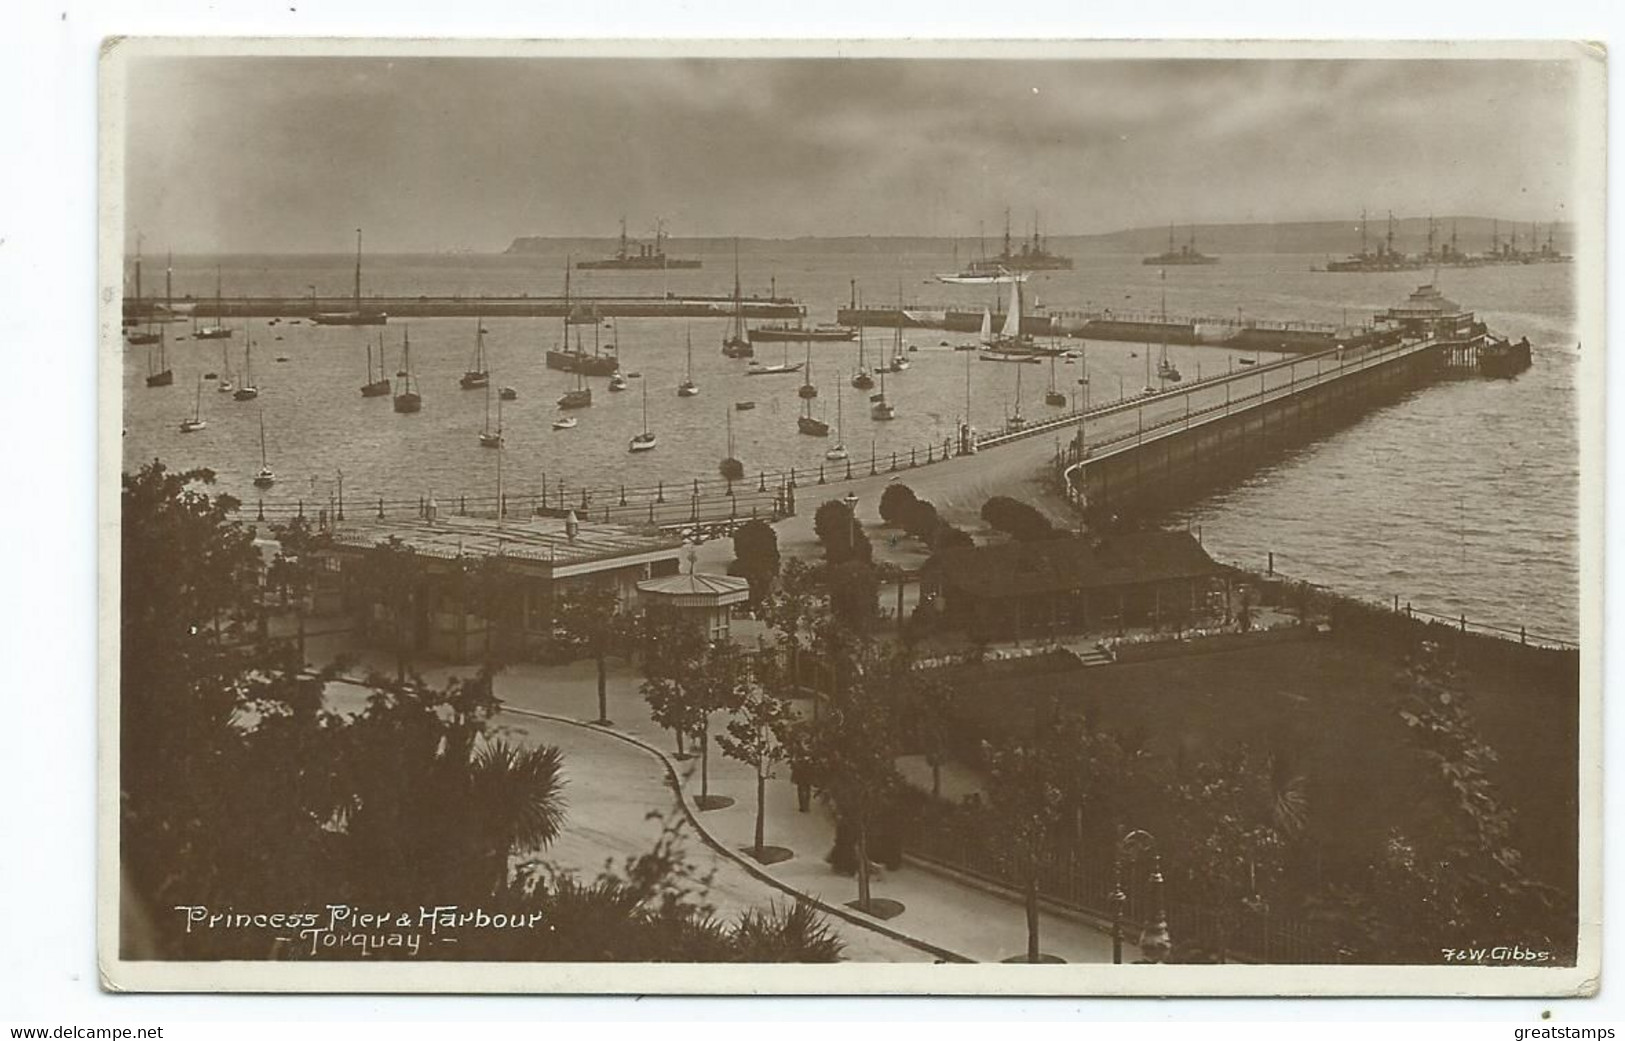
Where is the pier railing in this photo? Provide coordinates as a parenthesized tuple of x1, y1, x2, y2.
(1237, 551, 1578, 652)
(240, 338, 1405, 531)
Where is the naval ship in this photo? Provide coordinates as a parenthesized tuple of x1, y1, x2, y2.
(577, 218, 702, 270)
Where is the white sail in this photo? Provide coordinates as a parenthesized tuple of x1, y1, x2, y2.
(1000, 281, 1023, 340)
(979, 307, 993, 341)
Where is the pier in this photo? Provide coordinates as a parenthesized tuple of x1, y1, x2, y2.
(1059, 334, 1452, 523)
(123, 292, 806, 322)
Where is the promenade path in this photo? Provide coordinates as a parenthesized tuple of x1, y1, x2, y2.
(311, 634, 1132, 965)
(764, 337, 1410, 556)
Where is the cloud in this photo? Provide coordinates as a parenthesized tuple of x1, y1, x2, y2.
(122, 54, 1581, 251)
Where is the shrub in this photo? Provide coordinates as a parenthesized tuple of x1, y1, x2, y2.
(878, 482, 919, 526)
(981, 496, 1057, 542)
(898, 497, 941, 540)
(813, 499, 872, 564)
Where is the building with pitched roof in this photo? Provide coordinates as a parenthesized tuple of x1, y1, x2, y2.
(313, 507, 684, 662)
(922, 531, 1227, 641)
(636, 570, 751, 642)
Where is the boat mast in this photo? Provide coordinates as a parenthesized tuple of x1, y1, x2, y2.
(165, 250, 173, 315)
(353, 228, 363, 311)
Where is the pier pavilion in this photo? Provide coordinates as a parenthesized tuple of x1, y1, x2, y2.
(921, 531, 1226, 642)
(313, 508, 683, 663)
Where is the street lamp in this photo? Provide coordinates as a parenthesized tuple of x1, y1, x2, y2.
(1111, 828, 1172, 964)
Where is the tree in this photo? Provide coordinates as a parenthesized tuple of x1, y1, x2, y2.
(980, 710, 1069, 963)
(762, 557, 819, 689)
(717, 680, 800, 860)
(1163, 743, 1296, 963)
(900, 675, 956, 799)
(352, 535, 422, 682)
(638, 606, 710, 758)
(931, 523, 975, 553)
(688, 638, 752, 807)
(824, 559, 880, 629)
(813, 498, 872, 564)
(268, 514, 326, 662)
(981, 495, 1058, 541)
(800, 623, 901, 914)
(729, 518, 781, 605)
(898, 497, 941, 541)
(1310, 643, 1560, 963)
(556, 583, 627, 725)
(878, 482, 918, 526)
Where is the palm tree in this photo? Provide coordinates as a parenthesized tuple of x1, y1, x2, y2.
(467, 739, 568, 892)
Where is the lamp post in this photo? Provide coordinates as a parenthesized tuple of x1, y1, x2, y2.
(1111, 828, 1172, 964)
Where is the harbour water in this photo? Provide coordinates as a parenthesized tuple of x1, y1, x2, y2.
(120, 241, 1579, 642)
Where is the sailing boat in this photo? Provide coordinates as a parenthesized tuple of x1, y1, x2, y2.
(747, 339, 803, 377)
(870, 365, 896, 421)
(393, 327, 422, 413)
(253, 411, 275, 488)
(720, 407, 744, 479)
(125, 241, 162, 344)
(798, 341, 818, 399)
(361, 332, 391, 397)
(628, 379, 657, 452)
(180, 375, 207, 432)
(232, 330, 259, 400)
(1005, 362, 1027, 432)
(216, 341, 235, 393)
(825, 376, 849, 460)
(479, 379, 504, 448)
(1045, 353, 1068, 407)
(1156, 270, 1183, 383)
(312, 228, 388, 325)
(798, 379, 830, 436)
(851, 319, 875, 389)
(144, 325, 174, 387)
(721, 239, 753, 358)
(977, 306, 995, 347)
(194, 267, 233, 340)
(887, 285, 911, 372)
(678, 327, 700, 397)
(607, 319, 629, 390)
(460, 319, 490, 389)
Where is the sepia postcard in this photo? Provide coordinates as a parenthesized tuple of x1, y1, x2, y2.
(98, 37, 1604, 996)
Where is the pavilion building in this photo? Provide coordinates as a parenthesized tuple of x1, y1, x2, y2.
(312, 507, 683, 662)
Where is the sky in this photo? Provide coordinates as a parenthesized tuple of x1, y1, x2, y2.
(121, 53, 1583, 253)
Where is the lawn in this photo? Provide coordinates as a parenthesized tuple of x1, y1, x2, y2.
(944, 631, 1579, 894)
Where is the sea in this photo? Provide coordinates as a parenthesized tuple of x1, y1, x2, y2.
(119, 241, 1581, 643)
